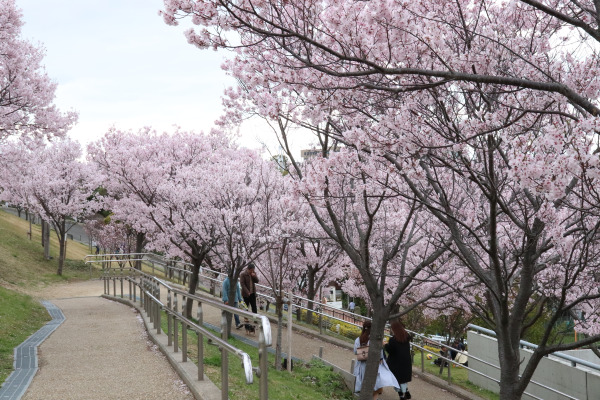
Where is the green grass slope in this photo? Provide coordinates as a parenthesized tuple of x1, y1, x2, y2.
(0, 209, 96, 386)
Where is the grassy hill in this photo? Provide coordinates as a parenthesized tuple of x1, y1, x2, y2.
(0, 209, 96, 385)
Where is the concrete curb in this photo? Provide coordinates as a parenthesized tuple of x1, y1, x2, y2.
(411, 370, 485, 400)
(0, 301, 65, 400)
(104, 295, 221, 400)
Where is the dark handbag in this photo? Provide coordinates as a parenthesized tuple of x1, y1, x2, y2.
(356, 345, 369, 361)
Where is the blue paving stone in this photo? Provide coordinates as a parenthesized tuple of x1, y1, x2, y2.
(0, 301, 64, 400)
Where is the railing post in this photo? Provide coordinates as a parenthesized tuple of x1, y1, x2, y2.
(287, 291, 293, 372)
(421, 347, 424, 372)
(113, 276, 116, 297)
(167, 291, 172, 346)
(448, 358, 452, 384)
(319, 309, 323, 335)
(173, 293, 179, 352)
(221, 311, 229, 400)
(140, 277, 144, 308)
(156, 303, 161, 334)
(259, 324, 269, 400)
(197, 301, 204, 381)
(182, 321, 188, 362)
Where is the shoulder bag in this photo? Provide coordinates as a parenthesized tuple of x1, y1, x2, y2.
(356, 345, 369, 361)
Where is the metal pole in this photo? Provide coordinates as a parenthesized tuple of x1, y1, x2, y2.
(221, 311, 228, 400)
(182, 321, 188, 362)
(197, 301, 204, 381)
(318, 287, 323, 335)
(167, 291, 172, 346)
(173, 294, 179, 352)
(259, 328, 268, 400)
(287, 291, 293, 372)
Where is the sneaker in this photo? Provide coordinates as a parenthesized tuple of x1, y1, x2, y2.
(236, 324, 243, 329)
(405, 390, 411, 400)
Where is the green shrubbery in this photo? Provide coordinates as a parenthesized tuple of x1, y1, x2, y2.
(298, 309, 362, 340)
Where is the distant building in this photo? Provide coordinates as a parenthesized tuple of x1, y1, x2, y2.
(300, 146, 342, 162)
(300, 149, 322, 161)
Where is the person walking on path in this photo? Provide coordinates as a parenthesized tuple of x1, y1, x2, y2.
(222, 276, 243, 329)
(240, 263, 259, 313)
(354, 321, 399, 399)
(385, 319, 413, 400)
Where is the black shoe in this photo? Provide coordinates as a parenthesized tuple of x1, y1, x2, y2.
(236, 324, 243, 329)
(405, 390, 411, 399)
(399, 393, 405, 400)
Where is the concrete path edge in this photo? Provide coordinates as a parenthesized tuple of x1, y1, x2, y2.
(0, 301, 65, 400)
(104, 295, 221, 400)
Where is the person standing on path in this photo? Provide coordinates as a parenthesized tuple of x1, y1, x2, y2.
(385, 319, 413, 400)
(240, 263, 259, 313)
(353, 320, 399, 399)
(222, 276, 243, 329)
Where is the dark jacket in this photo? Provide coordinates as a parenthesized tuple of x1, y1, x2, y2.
(385, 336, 412, 384)
(240, 269, 259, 298)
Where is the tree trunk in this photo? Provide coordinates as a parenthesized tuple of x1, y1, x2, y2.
(358, 304, 389, 400)
(43, 221, 51, 260)
(185, 251, 205, 319)
(306, 270, 316, 324)
(275, 297, 284, 370)
(134, 231, 145, 270)
(497, 334, 525, 400)
(56, 220, 67, 275)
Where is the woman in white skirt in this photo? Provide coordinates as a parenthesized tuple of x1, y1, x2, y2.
(354, 320, 400, 399)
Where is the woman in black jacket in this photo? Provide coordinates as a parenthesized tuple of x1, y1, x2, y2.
(385, 319, 412, 400)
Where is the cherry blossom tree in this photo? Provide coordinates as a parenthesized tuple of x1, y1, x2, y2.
(88, 127, 233, 317)
(162, 1, 600, 397)
(0, 0, 76, 141)
(287, 139, 452, 395)
(207, 149, 285, 335)
(295, 235, 345, 324)
(250, 177, 304, 368)
(0, 139, 97, 275)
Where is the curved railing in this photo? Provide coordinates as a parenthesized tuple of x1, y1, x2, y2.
(98, 266, 272, 400)
(87, 253, 596, 400)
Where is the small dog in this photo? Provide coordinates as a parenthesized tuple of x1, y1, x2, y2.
(243, 318, 256, 335)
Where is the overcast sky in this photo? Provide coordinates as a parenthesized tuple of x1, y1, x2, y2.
(17, 0, 309, 156)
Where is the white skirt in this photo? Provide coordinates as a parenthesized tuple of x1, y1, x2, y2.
(354, 359, 400, 393)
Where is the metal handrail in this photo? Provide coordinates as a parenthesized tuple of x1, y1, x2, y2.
(101, 266, 270, 399)
(90, 254, 584, 399)
(468, 324, 600, 371)
(411, 329, 575, 398)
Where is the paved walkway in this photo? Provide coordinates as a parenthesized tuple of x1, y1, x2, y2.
(4, 280, 472, 399)
(18, 295, 193, 400)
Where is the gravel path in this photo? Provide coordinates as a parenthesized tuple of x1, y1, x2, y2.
(20, 283, 193, 400)
(17, 279, 462, 400)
